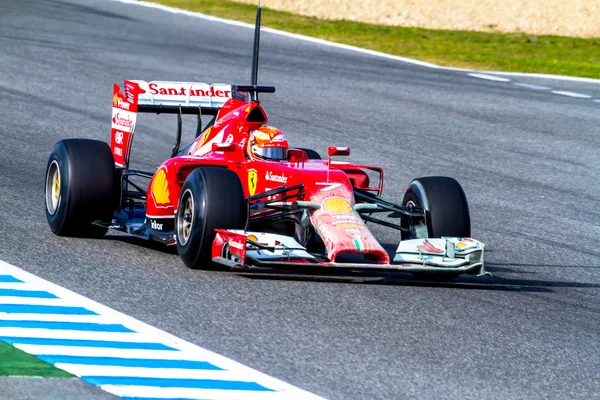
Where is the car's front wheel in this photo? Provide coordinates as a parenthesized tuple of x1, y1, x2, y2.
(401, 176, 471, 240)
(401, 176, 471, 281)
(175, 167, 247, 269)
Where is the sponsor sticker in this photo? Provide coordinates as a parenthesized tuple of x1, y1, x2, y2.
(113, 93, 131, 110)
(148, 83, 231, 98)
(417, 239, 443, 254)
(151, 220, 163, 231)
(322, 197, 353, 213)
(112, 113, 134, 129)
(335, 223, 364, 230)
(152, 169, 170, 205)
(114, 131, 124, 145)
(248, 169, 258, 196)
(228, 238, 245, 251)
(265, 171, 287, 184)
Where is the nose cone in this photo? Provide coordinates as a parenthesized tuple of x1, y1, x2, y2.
(309, 183, 389, 264)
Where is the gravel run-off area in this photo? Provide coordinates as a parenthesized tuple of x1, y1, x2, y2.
(235, 0, 600, 38)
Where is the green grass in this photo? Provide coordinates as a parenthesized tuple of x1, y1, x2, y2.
(152, 0, 600, 79)
(0, 341, 72, 377)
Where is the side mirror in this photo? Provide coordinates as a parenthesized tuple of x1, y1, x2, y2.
(328, 146, 350, 157)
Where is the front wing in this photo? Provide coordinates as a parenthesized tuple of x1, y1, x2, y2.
(212, 230, 487, 277)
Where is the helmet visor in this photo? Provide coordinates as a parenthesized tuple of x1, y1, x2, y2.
(253, 147, 288, 160)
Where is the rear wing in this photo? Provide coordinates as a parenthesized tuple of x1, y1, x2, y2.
(110, 80, 238, 167)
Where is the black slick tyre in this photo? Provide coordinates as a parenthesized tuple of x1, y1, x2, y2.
(176, 167, 246, 269)
(402, 176, 471, 240)
(45, 139, 117, 237)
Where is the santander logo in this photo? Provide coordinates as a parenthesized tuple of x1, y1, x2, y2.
(112, 113, 133, 129)
(148, 83, 231, 98)
(228, 239, 245, 251)
(265, 171, 287, 184)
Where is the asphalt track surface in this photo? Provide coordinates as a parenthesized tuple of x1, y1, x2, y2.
(1, 0, 599, 399)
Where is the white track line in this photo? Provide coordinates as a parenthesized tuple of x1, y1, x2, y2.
(468, 73, 511, 82)
(56, 364, 256, 380)
(512, 82, 551, 90)
(0, 282, 44, 290)
(112, 0, 600, 85)
(487, 71, 600, 84)
(0, 327, 163, 342)
(551, 90, 592, 98)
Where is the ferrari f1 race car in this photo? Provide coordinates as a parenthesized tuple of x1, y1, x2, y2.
(44, 6, 486, 279)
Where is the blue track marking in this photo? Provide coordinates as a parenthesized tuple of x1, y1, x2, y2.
(0, 337, 177, 350)
(0, 261, 321, 399)
(83, 376, 274, 391)
(0, 304, 97, 315)
(38, 355, 222, 369)
(0, 275, 22, 283)
(0, 320, 133, 332)
(0, 288, 57, 298)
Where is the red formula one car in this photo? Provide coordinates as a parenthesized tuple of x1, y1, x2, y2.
(44, 6, 486, 279)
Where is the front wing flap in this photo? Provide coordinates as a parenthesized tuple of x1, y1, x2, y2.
(212, 230, 487, 276)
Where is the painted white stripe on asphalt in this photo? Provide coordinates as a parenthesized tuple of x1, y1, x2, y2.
(0, 261, 324, 399)
(552, 90, 592, 98)
(594, 99, 600, 103)
(468, 73, 511, 82)
(0, 313, 106, 323)
(56, 364, 255, 381)
(0, 297, 71, 306)
(485, 70, 600, 84)
(17, 344, 196, 360)
(114, 0, 443, 69)
(0, 282, 44, 290)
(512, 82, 550, 90)
(0, 328, 164, 343)
(101, 385, 307, 400)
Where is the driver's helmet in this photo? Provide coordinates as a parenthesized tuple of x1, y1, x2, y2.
(247, 126, 289, 161)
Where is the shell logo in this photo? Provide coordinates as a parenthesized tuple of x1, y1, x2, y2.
(322, 197, 353, 213)
(247, 235, 258, 242)
(456, 241, 468, 250)
(113, 94, 119, 106)
(152, 169, 170, 205)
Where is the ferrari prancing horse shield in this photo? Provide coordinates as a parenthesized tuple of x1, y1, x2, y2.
(248, 169, 258, 196)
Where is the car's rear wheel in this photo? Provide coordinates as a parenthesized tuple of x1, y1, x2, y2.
(176, 167, 247, 269)
(45, 139, 117, 237)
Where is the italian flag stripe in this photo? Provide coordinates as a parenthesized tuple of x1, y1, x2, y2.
(353, 239, 364, 251)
